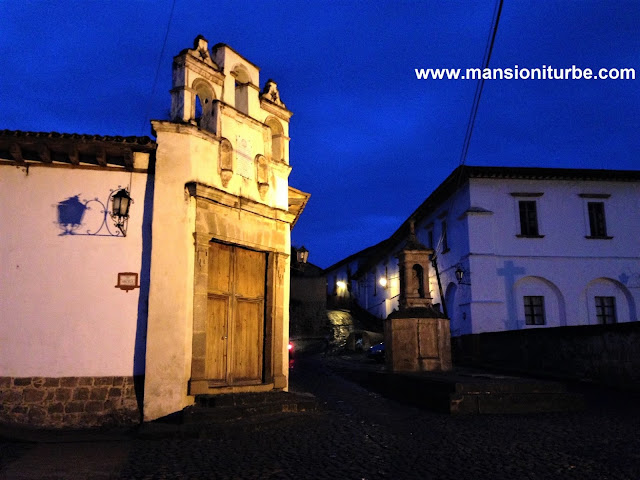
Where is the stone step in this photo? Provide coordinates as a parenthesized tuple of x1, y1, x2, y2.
(450, 390, 585, 415)
(182, 391, 319, 424)
(337, 368, 584, 415)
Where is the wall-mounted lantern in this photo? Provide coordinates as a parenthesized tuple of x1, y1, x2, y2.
(111, 188, 132, 237)
(296, 246, 309, 265)
(455, 265, 471, 285)
(336, 280, 347, 290)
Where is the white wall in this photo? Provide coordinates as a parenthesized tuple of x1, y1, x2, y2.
(334, 186, 471, 322)
(0, 164, 148, 377)
(329, 174, 640, 337)
(420, 186, 471, 310)
(365, 253, 401, 319)
(464, 177, 640, 333)
(327, 260, 356, 307)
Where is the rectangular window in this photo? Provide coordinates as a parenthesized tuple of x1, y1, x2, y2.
(441, 221, 449, 252)
(588, 202, 607, 237)
(518, 201, 539, 236)
(427, 230, 434, 249)
(595, 296, 616, 324)
(524, 296, 545, 325)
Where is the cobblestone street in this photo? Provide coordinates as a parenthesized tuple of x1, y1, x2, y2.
(2, 355, 640, 479)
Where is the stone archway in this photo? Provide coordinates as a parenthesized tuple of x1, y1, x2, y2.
(192, 78, 216, 132)
(582, 277, 636, 324)
(445, 282, 459, 335)
(513, 276, 566, 328)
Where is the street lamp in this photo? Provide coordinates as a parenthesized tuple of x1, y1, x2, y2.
(111, 188, 132, 237)
(296, 246, 309, 265)
(455, 265, 471, 285)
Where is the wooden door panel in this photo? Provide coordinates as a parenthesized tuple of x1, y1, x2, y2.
(205, 295, 229, 383)
(204, 242, 266, 386)
(231, 299, 264, 383)
(235, 248, 266, 298)
(208, 242, 232, 294)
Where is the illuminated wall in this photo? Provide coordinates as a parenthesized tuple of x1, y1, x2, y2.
(0, 160, 149, 378)
(325, 168, 640, 337)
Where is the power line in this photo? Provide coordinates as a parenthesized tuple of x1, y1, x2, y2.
(457, 0, 504, 167)
(140, 0, 176, 137)
(433, 0, 504, 255)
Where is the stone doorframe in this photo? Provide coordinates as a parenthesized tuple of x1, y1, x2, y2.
(189, 234, 288, 395)
(186, 183, 293, 395)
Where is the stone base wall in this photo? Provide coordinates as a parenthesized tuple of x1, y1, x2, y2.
(0, 376, 142, 428)
(289, 300, 328, 337)
(452, 322, 640, 390)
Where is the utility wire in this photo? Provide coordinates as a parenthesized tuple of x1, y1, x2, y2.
(433, 0, 504, 255)
(457, 0, 504, 167)
(140, 0, 176, 137)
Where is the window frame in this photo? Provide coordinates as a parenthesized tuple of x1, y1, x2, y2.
(595, 296, 617, 324)
(441, 220, 449, 253)
(523, 295, 546, 325)
(586, 201, 611, 239)
(579, 193, 613, 240)
(511, 193, 544, 238)
(518, 200, 540, 237)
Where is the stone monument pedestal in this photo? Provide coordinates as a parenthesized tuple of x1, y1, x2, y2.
(385, 307, 452, 372)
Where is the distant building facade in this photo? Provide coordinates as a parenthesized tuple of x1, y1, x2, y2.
(0, 37, 309, 427)
(289, 249, 327, 339)
(325, 166, 640, 336)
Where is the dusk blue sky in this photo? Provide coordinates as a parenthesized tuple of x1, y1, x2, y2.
(1, 1, 638, 268)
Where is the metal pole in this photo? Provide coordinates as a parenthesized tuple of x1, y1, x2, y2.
(430, 254, 448, 318)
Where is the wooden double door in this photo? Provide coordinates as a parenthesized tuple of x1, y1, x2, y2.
(206, 241, 267, 386)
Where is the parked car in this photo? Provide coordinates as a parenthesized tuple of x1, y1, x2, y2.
(367, 342, 385, 362)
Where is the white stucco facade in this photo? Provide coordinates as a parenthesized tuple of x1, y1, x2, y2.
(0, 159, 150, 377)
(326, 166, 640, 336)
(0, 36, 308, 427)
(144, 38, 305, 421)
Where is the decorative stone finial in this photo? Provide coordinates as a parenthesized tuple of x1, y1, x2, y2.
(404, 218, 427, 251)
(261, 79, 285, 107)
(189, 35, 216, 67)
(194, 35, 209, 57)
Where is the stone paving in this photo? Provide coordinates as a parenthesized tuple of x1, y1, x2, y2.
(1, 354, 640, 479)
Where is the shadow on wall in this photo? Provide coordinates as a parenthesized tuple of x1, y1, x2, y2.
(55, 188, 128, 237)
(133, 174, 154, 419)
(497, 260, 526, 330)
(55, 182, 152, 420)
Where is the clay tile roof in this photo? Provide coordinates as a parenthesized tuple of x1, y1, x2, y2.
(0, 129, 156, 169)
(325, 164, 640, 275)
(0, 129, 156, 147)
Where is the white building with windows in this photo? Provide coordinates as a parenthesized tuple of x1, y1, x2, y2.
(325, 166, 640, 336)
